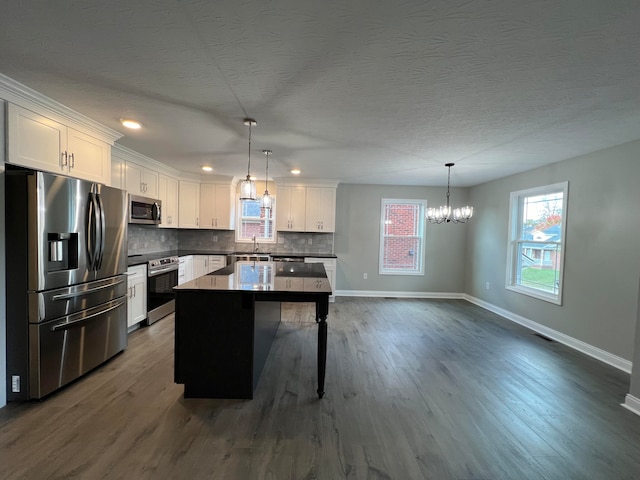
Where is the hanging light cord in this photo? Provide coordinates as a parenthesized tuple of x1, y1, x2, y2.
(446, 164, 451, 208)
(247, 122, 253, 177)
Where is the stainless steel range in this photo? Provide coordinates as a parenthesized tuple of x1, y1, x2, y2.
(146, 255, 179, 325)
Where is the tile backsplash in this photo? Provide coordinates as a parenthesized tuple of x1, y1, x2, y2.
(128, 226, 333, 255)
(128, 225, 179, 255)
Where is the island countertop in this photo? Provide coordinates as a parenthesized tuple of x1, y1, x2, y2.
(175, 261, 332, 294)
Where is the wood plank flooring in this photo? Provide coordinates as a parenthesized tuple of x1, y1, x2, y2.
(1, 298, 640, 479)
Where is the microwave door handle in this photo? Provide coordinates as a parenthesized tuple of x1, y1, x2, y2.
(86, 193, 96, 270)
(96, 193, 106, 269)
(153, 202, 161, 223)
(50, 299, 126, 332)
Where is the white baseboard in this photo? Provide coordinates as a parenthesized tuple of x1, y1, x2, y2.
(622, 394, 640, 417)
(335, 290, 463, 299)
(464, 294, 632, 374)
(335, 289, 632, 374)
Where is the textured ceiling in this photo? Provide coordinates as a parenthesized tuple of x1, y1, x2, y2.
(1, 0, 640, 186)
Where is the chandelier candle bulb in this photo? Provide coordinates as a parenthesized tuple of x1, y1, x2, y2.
(427, 163, 474, 224)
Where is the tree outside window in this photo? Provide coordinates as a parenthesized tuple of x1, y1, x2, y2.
(506, 182, 568, 304)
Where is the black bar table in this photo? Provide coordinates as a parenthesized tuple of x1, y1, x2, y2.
(174, 261, 331, 399)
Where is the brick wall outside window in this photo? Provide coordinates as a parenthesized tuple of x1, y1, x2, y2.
(380, 199, 425, 275)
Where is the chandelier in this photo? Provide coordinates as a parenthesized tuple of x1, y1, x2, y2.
(426, 163, 473, 224)
(261, 149, 272, 210)
(239, 118, 257, 200)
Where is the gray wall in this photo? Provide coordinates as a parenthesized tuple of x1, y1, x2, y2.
(631, 276, 640, 397)
(466, 141, 640, 361)
(0, 101, 6, 408)
(334, 184, 469, 293)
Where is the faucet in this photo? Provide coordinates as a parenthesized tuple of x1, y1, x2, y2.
(253, 235, 259, 253)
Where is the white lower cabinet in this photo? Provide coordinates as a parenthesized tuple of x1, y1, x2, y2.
(193, 255, 227, 278)
(179, 256, 194, 284)
(305, 257, 336, 302)
(127, 264, 147, 328)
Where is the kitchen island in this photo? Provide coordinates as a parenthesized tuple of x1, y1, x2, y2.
(174, 261, 331, 399)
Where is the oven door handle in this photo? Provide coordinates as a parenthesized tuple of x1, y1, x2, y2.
(52, 278, 125, 301)
(148, 265, 179, 277)
(51, 299, 126, 331)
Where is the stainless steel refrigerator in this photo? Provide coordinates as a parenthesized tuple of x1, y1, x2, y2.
(5, 168, 128, 400)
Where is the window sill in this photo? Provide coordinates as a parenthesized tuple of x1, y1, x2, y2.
(506, 284, 562, 305)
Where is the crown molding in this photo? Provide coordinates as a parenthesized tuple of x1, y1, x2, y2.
(273, 177, 340, 188)
(0, 73, 122, 144)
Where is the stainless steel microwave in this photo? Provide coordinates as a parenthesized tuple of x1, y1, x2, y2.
(129, 194, 161, 225)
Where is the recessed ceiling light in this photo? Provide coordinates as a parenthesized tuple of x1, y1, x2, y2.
(250, 175, 257, 181)
(201, 166, 213, 172)
(291, 169, 301, 175)
(120, 118, 142, 129)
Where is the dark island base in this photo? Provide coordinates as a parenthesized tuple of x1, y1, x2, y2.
(175, 290, 328, 399)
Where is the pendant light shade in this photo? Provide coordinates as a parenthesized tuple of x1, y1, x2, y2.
(427, 163, 474, 224)
(239, 118, 257, 200)
(261, 149, 272, 210)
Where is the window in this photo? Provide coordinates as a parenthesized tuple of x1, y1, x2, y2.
(236, 198, 275, 243)
(379, 199, 425, 275)
(506, 182, 568, 304)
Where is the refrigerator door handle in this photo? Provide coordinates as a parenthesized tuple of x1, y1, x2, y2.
(50, 299, 126, 332)
(96, 192, 106, 270)
(51, 278, 126, 301)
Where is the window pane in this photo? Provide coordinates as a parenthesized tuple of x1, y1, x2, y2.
(507, 182, 567, 304)
(380, 199, 425, 275)
(238, 199, 274, 241)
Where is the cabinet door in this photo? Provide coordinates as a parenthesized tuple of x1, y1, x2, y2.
(277, 186, 306, 231)
(66, 127, 111, 184)
(214, 184, 235, 230)
(179, 181, 200, 228)
(158, 174, 179, 228)
(127, 265, 147, 327)
(305, 187, 335, 232)
(208, 255, 226, 273)
(305, 257, 336, 301)
(199, 183, 216, 229)
(111, 156, 126, 189)
(193, 255, 208, 278)
(126, 163, 159, 197)
(7, 104, 66, 174)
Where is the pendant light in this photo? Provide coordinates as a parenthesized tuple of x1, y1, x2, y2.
(239, 118, 257, 200)
(427, 163, 473, 224)
(261, 149, 272, 210)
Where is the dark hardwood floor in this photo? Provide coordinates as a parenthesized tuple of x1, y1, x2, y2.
(1, 298, 639, 479)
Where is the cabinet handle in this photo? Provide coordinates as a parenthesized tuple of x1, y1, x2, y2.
(133, 285, 136, 297)
(196, 217, 199, 226)
(61, 151, 68, 168)
(69, 152, 75, 168)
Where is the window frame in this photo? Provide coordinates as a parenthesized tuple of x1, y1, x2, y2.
(378, 198, 426, 276)
(505, 181, 569, 305)
(235, 196, 276, 244)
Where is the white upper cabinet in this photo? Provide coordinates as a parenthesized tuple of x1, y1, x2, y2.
(7, 104, 112, 183)
(305, 187, 336, 232)
(178, 180, 200, 228)
(125, 162, 159, 198)
(199, 183, 235, 230)
(111, 155, 126, 189)
(158, 173, 179, 228)
(276, 186, 306, 232)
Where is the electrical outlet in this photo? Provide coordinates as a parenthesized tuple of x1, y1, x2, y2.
(212, 235, 218, 242)
(485, 281, 491, 290)
(308, 238, 313, 245)
(363, 273, 368, 279)
(11, 375, 20, 393)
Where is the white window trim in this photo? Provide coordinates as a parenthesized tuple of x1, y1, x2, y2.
(505, 181, 569, 305)
(379, 198, 426, 276)
(235, 195, 277, 244)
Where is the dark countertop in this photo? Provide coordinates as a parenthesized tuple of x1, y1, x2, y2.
(128, 250, 336, 266)
(175, 261, 332, 294)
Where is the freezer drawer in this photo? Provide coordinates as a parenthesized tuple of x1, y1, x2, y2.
(28, 297, 127, 399)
